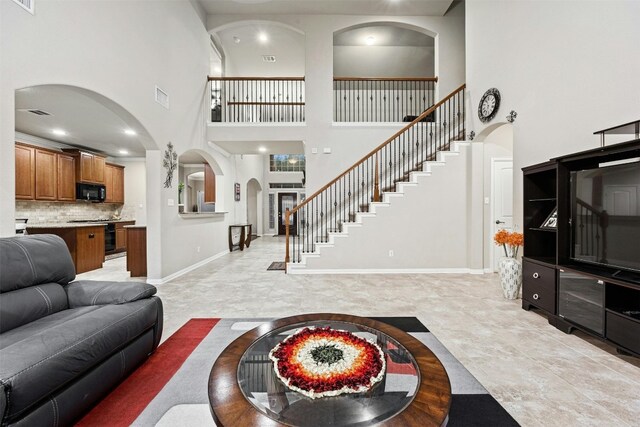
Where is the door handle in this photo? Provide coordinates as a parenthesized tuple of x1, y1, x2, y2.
(495, 220, 505, 224)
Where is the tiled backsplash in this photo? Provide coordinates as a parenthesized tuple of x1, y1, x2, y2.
(16, 201, 136, 224)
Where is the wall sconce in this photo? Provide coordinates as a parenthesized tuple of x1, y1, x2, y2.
(468, 131, 476, 141)
(506, 110, 518, 123)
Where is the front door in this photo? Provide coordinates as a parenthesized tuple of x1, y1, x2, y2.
(278, 192, 297, 235)
(492, 159, 513, 271)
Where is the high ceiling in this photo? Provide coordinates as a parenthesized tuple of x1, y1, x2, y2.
(199, 0, 455, 16)
(15, 85, 151, 158)
(334, 25, 434, 47)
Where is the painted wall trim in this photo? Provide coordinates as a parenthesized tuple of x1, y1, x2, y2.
(287, 267, 487, 275)
(148, 249, 229, 285)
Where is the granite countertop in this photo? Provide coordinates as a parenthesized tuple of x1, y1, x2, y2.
(26, 223, 108, 229)
(26, 219, 136, 229)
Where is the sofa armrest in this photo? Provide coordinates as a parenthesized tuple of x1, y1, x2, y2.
(65, 280, 157, 308)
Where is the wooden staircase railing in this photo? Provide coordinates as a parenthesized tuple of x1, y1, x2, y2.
(285, 84, 466, 269)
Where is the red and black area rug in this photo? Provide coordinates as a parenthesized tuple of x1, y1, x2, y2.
(77, 317, 519, 426)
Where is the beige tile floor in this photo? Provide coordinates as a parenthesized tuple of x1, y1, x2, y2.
(78, 236, 640, 426)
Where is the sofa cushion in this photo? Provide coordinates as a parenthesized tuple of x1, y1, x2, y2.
(0, 235, 75, 294)
(0, 297, 161, 423)
(0, 283, 68, 333)
(65, 280, 156, 308)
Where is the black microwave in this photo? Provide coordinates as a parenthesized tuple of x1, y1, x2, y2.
(76, 183, 106, 202)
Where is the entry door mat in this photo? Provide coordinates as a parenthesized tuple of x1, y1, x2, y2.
(78, 317, 520, 427)
(267, 261, 286, 271)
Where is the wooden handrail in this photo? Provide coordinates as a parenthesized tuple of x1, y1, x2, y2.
(333, 77, 438, 82)
(208, 76, 305, 81)
(289, 83, 466, 216)
(227, 102, 305, 106)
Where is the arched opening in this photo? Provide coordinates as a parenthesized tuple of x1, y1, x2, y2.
(333, 23, 435, 78)
(14, 84, 156, 275)
(333, 22, 436, 122)
(209, 21, 306, 123)
(480, 123, 515, 272)
(177, 149, 224, 214)
(246, 178, 262, 236)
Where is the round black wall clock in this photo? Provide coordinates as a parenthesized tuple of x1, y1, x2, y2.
(478, 88, 501, 123)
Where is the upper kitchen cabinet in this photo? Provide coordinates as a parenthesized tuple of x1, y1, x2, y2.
(65, 150, 106, 184)
(15, 143, 35, 200)
(34, 148, 57, 200)
(57, 153, 76, 201)
(104, 163, 125, 204)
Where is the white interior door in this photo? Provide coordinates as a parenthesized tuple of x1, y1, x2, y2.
(491, 159, 513, 271)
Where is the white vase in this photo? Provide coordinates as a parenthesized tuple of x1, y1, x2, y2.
(499, 258, 522, 300)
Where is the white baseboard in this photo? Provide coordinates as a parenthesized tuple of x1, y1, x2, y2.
(147, 250, 229, 285)
(287, 267, 488, 275)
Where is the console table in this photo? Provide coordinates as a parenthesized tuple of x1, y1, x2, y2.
(228, 224, 252, 252)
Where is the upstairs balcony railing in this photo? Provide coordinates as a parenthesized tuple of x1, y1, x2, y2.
(333, 77, 437, 123)
(209, 77, 305, 123)
(285, 84, 466, 268)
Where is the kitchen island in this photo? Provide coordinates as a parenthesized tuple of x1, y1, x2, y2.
(26, 219, 135, 274)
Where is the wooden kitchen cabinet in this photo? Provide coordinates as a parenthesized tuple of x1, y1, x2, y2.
(76, 226, 105, 273)
(115, 221, 135, 251)
(126, 226, 147, 277)
(35, 148, 57, 200)
(15, 143, 35, 200)
(69, 150, 106, 184)
(26, 225, 104, 274)
(204, 162, 216, 203)
(105, 163, 125, 204)
(57, 153, 76, 201)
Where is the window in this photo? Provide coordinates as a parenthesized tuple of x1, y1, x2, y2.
(269, 183, 304, 189)
(270, 154, 305, 172)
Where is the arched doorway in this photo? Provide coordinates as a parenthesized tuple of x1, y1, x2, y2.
(479, 123, 514, 272)
(246, 178, 262, 236)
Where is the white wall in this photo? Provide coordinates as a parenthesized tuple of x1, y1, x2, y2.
(299, 143, 483, 271)
(466, 0, 640, 231)
(119, 159, 147, 222)
(208, 5, 466, 195)
(0, 0, 235, 281)
(334, 46, 435, 77)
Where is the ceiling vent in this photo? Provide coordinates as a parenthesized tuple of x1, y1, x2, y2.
(18, 108, 51, 116)
(12, 0, 34, 14)
(155, 86, 169, 109)
(262, 55, 276, 63)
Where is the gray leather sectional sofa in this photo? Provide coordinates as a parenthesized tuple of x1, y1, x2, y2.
(0, 234, 163, 426)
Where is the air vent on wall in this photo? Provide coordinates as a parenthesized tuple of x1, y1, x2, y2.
(18, 109, 51, 116)
(12, 0, 34, 14)
(155, 86, 169, 109)
(262, 55, 276, 63)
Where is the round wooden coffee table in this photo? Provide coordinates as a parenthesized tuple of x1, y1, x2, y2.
(208, 314, 451, 426)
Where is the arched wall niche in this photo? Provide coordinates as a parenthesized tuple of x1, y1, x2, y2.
(178, 149, 224, 213)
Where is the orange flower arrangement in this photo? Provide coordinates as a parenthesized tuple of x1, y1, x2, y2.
(494, 229, 524, 258)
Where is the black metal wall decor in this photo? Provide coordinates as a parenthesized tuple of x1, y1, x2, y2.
(507, 110, 518, 123)
(234, 183, 241, 201)
(478, 88, 501, 123)
(163, 142, 178, 188)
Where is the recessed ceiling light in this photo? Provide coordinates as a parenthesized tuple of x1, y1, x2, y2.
(124, 129, 136, 136)
(52, 129, 67, 136)
(119, 149, 129, 155)
(365, 36, 375, 46)
(258, 33, 268, 43)
(233, 36, 241, 44)
(258, 146, 267, 153)
(214, 66, 222, 73)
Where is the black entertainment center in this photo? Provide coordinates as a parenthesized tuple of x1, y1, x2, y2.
(522, 121, 640, 357)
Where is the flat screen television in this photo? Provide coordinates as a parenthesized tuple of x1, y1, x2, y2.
(570, 160, 640, 273)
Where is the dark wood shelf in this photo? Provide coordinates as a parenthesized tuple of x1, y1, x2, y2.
(523, 139, 640, 359)
(529, 198, 557, 202)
